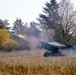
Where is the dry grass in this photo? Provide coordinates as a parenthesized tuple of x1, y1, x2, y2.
(0, 51, 76, 75)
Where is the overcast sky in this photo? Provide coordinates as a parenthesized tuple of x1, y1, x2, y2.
(0, 0, 76, 26)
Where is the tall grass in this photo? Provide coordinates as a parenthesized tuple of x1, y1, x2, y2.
(0, 57, 76, 75)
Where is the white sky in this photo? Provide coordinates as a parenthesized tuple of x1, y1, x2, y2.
(0, 0, 76, 26)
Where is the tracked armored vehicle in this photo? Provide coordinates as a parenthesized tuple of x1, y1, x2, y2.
(39, 41, 72, 57)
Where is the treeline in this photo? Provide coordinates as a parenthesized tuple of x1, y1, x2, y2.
(12, 0, 76, 45)
(37, 0, 76, 44)
(0, 19, 40, 51)
(0, 0, 76, 51)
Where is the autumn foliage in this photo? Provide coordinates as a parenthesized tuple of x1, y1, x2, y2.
(0, 29, 19, 51)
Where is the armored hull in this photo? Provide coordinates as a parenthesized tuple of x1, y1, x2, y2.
(39, 41, 66, 57)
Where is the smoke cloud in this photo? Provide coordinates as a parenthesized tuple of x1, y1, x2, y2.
(20, 28, 55, 50)
(17, 27, 76, 57)
(61, 46, 76, 56)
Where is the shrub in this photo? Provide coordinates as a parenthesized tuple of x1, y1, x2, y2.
(3, 39, 19, 51)
(0, 29, 19, 51)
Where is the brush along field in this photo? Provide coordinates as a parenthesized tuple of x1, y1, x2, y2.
(0, 50, 76, 75)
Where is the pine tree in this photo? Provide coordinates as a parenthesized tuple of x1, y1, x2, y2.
(13, 18, 24, 34)
(0, 19, 10, 30)
(37, 0, 59, 30)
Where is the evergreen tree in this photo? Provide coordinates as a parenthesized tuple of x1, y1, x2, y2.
(0, 19, 10, 30)
(29, 21, 40, 36)
(13, 18, 24, 34)
(37, 0, 60, 30)
(25, 21, 40, 37)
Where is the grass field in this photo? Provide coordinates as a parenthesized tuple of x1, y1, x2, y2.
(0, 50, 76, 75)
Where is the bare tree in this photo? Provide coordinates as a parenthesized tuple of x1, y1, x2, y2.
(56, 0, 76, 44)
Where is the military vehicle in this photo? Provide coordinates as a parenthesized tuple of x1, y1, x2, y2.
(39, 41, 72, 57)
